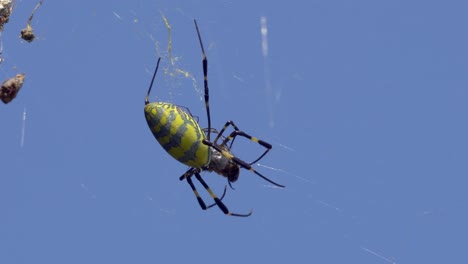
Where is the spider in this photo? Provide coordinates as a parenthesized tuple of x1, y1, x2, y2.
(144, 19, 284, 217)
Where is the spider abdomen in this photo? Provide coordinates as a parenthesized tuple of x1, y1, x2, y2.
(145, 102, 210, 168)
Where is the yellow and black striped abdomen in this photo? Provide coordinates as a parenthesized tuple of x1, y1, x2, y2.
(144, 102, 210, 168)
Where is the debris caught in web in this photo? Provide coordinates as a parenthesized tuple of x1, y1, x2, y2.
(159, 14, 201, 101)
(0, 0, 12, 32)
(20, 0, 43, 43)
(0, 73, 25, 104)
(0, 37, 4, 64)
(20, 107, 26, 147)
(260, 16, 275, 128)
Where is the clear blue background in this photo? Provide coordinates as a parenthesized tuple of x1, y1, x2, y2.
(1, 0, 467, 263)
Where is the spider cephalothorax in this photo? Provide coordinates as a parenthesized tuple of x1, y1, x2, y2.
(206, 145, 240, 183)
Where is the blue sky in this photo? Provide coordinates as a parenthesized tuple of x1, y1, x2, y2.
(1, 0, 468, 263)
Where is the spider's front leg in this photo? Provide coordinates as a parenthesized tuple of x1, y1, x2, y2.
(202, 139, 283, 188)
(213, 120, 272, 165)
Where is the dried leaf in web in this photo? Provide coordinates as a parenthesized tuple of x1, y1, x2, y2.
(20, 0, 43, 43)
(0, 73, 26, 104)
(0, 0, 12, 32)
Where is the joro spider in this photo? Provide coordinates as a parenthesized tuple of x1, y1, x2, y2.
(144, 20, 284, 217)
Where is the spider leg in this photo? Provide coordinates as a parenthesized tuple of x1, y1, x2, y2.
(203, 139, 284, 188)
(214, 120, 272, 165)
(194, 20, 212, 141)
(181, 168, 208, 210)
(193, 172, 252, 217)
(202, 127, 219, 135)
(227, 130, 272, 165)
(207, 185, 227, 209)
(145, 57, 161, 105)
(180, 168, 247, 216)
(213, 120, 240, 145)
